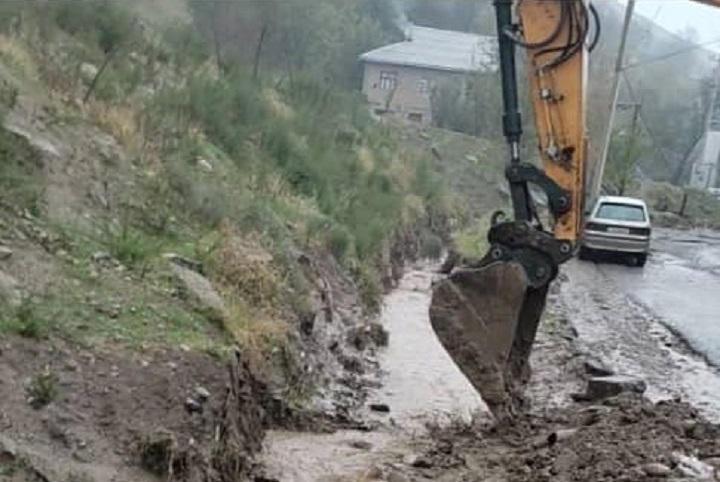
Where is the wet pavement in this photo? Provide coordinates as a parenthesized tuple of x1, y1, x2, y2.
(561, 227, 720, 421)
(604, 228, 720, 364)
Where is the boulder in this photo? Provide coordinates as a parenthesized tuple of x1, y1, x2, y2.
(583, 375, 647, 401)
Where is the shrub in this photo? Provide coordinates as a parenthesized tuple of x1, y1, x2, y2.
(27, 367, 58, 409)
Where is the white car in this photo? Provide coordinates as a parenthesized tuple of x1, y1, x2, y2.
(579, 196, 652, 267)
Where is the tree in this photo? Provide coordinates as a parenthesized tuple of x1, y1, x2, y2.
(605, 126, 646, 195)
(82, 2, 137, 103)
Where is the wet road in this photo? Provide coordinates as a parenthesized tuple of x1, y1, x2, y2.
(601, 228, 720, 365)
(561, 227, 720, 420)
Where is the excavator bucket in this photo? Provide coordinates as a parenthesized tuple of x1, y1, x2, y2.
(429, 260, 549, 422)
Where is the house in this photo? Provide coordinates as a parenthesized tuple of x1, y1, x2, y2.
(688, 86, 720, 190)
(359, 24, 496, 126)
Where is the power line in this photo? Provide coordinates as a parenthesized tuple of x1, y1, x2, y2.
(623, 38, 720, 71)
(621, 72, 674, 170)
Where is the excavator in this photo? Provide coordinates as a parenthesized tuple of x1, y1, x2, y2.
(429, 0, 720, 423)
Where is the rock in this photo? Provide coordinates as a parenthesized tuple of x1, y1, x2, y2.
(91, 251, 112, 263)
(583, 375, 647, 401)
(195, 386, 211, 402)
(347, 323, 389, 351)
(465, 154, 479, 163)
(79, 62, 99, 82)
(671, 452, 715, 479)
(163, 253, 203, 273)
(386, 470, 411, 482)
(403, 453, 432, 468)
(369, 403, 390, 413)
(185, 397, 202, 414)
(642, 463, 672, 477)
(170, 264, 227, 320)
(348, 440, 373, 451)
(196, 158, 213, 173)
(547, 428, 578, 446)
(0, 246, 12, 260)
(583, 358, 615, 377)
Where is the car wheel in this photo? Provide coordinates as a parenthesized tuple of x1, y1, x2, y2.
(635, 253, 647, 268)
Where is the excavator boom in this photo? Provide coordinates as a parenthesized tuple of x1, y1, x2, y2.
(430, 0, 591, 422)
(431, 0, 720, 423)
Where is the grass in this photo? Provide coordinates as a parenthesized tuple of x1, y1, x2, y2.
(27, 367, 58, 409)
(0, 127, 44, 216)
(453, 212, 494, 260)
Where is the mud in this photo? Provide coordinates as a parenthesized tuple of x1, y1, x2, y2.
(0, 337, 269, 482)
(406, 393, 720, 482)
(561, 257, 720, 421)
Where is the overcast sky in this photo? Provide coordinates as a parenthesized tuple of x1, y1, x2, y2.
(618, 0, 720, 52)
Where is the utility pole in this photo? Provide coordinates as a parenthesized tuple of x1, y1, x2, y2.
(703, 57, 720, 190)
(592, 0, 636, 200)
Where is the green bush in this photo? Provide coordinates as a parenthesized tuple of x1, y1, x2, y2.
(0, 128, 43, 215)
(95, 221, 161, 273)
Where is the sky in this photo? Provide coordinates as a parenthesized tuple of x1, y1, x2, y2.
(618, 0, 720, 53)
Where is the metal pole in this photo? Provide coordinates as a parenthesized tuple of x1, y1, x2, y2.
(592, 0, 636, 200)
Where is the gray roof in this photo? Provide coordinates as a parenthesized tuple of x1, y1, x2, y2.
(359, 25, 496, 73)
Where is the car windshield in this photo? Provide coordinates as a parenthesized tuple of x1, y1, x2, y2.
(596, 202, 646, 222)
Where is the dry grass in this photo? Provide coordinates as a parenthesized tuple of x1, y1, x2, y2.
(86, 101, 143, 152)
(222, 295, 288, 368)
(356, 146, 375, 174)
(0, 34, 38, 80)
(262, 88, 294, 120)
(204, 224, 281, 311)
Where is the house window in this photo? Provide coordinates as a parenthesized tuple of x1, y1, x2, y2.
(379, 71, 398, 90)
(407, 112, 423, 123)
(418, 78, 430, 94)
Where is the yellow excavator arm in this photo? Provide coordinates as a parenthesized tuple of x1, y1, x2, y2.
(430, 0, 720, 423)
(694, 0, 720, 8)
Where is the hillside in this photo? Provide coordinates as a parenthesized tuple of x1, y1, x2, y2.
(0, 2, 508, 481)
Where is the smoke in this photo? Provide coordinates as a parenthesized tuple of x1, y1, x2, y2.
(390, 0, 412, 36)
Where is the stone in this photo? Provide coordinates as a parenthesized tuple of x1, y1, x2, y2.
(583, 358, 615, 377)
(642, 463, 672, 477)
(386, 470, 411, 482)
(403, 453, 432, 468)
(583, 375, 647, 401)
(79, 63, 99, 82)
(162, 253, 203, 273)
(0, 246, 12, 260)
(185, 397, 202, 414)
(170, 264, 227, 320)
(348, 440, 373, 451)
(194, 386, 211, 402)
(369, 403, 390, 413)
(465, 154, 479, 163)
(196, 158, 213, 173)
(91, 251, 112, 263)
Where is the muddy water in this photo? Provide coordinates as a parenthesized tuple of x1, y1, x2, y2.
(561, 228, 720, 421)
(260, 268, 486, 481)
(365, 269, 486, 431)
